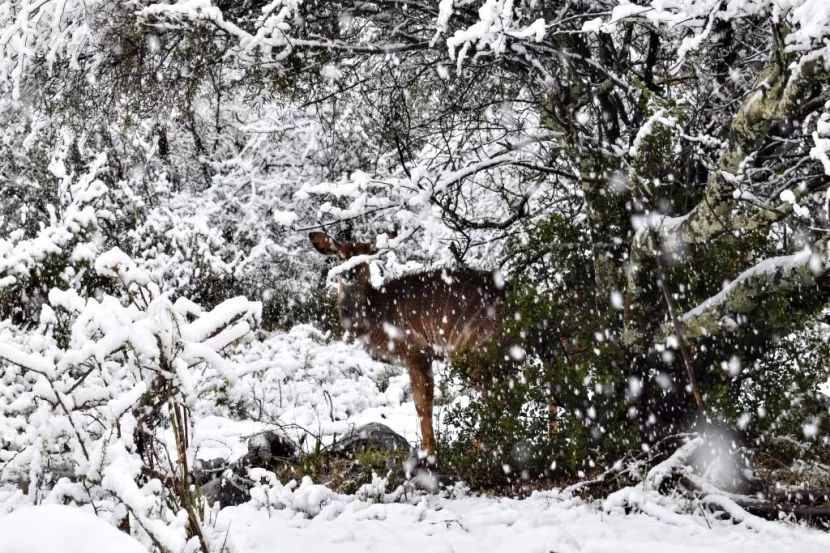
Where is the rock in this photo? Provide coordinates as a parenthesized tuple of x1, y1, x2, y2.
(196, 424, 410, 504)
(192, 457, 227, 486)
(201, 473, 250, 507)
(196, 429, 297, 508)
(329, 422, 411, 456)
(194, 459, 251, 507)
(245, 430, 298, 465)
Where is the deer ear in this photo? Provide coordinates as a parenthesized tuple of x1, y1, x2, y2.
(309, 232, 339, 256)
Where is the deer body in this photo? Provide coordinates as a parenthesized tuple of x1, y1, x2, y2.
(310, 232, 506, 454)
(344, 269, 505, 361)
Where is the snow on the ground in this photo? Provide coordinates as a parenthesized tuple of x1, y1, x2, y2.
(1, 327, 828, 553)
(1, 484, 828, 553)
(209, 490, 830, 553)
(0, 504, 146, 553)
(190, 325, 440, 459)
(177, 327, 830, 553)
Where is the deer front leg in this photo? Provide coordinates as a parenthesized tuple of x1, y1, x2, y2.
(407, 353, 436, 457)
(548, 401, 559, 434)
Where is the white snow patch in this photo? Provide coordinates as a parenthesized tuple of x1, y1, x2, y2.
(779, 189, 796, 204)
(209, 490, 830, 553)
(0, 504, 147, 553)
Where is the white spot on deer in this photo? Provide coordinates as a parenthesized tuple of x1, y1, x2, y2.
(383, 322, 400, 338)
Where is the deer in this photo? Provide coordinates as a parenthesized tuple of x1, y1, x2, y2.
(309, 231, 510, 459)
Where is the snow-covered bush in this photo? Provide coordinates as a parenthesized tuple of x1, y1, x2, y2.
(218, 325, 406, 436)
(126, 168, 329, 330)
(248, 471, 337, 518)
(0, 248, 261, 552)
(0, 105, 174, 325)
(0, 135, 113, 321)
(247, 469, 402, 522)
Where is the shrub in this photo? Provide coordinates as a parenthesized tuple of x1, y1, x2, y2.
(0, 248, 261, 552)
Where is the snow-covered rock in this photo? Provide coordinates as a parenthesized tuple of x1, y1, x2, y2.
(328, 422, 411, 456)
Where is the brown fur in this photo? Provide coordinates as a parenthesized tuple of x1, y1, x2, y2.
(310, 232, 506, 454)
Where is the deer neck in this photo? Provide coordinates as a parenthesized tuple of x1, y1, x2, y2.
(336, 264, 383, 335)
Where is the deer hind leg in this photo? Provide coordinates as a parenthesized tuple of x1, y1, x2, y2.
(407, 352, 436, 456)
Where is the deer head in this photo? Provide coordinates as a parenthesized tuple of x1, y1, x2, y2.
(309, 231, 378, 334)
(308, 231, 376, 261)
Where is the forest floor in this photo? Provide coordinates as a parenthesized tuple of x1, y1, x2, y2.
(211, 490, 830, 553)
(1, 327, 828, 552)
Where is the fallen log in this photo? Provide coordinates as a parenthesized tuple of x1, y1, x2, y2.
(680, 474, 830, 525)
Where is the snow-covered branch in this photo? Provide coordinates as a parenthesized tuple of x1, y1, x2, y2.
(633, 56, 830, 259)
(678, 242, 830, 339)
